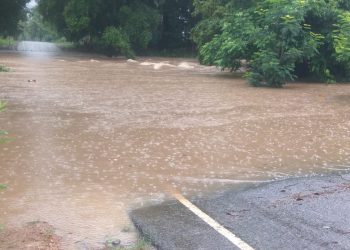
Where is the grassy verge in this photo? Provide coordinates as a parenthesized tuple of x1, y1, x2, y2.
(0, 65, 10, 72)
(0, 101, 7, 191)
(55, 41, 76, 50)
(0, 37, 16, 49)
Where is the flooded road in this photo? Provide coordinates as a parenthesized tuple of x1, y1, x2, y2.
(0, 49, 350, 248)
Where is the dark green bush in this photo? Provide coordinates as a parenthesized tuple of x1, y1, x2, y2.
(101, 26, 134, 58)
(193, 0, 350, 87)
(0, 65, 10, 72)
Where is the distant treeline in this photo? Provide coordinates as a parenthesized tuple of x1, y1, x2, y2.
(2, 0, 350, 87)
(36, 0, 198, 56)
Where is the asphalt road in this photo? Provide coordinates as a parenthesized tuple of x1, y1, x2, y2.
(131, 173, 350, 250)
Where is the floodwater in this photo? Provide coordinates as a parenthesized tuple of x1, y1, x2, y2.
(0, 47, 350, 248)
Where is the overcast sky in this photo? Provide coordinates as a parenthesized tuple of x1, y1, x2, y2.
(27, 0, 37, 9)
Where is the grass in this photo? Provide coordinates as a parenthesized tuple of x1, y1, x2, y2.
(55, 41, 76, 50)
(0, 100, 6, 191)
(0, 65, 10, 72)
(0, 37, 16, 48)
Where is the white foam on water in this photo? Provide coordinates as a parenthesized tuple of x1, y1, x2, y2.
(140, 61, 176, 70)
(126, 59, 138, 63)
(178, 62, 195, 69)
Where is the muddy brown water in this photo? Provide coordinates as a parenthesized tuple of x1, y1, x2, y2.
(1, 49, 350, 248)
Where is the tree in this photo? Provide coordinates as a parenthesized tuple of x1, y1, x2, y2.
(156, 0, 197, 50)
(19, 7, 60, 41)
(37, 0, 162, 56)
(0, 0, 30, 37)
(193, 0, 350, 87)
(101, 26, 133, 58)
(37, 0, 197, 55)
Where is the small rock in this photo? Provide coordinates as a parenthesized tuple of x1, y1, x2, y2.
(111, 239, 121, 247)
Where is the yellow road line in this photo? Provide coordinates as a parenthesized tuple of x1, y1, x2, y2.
(170, 189, 255, 250)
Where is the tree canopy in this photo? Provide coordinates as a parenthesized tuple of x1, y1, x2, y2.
(37, 0, 196, 56)
(19, 7, 60, 42)
(3, 0, 350, 87)
(192, 0, 350, 87)
(0, 0, 30, 36)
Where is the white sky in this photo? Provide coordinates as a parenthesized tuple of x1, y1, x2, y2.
(27, 0, 37, 9)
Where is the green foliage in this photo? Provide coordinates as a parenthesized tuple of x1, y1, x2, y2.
(101, 27, 134, 58)
(191, 0, 229, 49)
(0, 101, 6, 112)
(156, 0, 196, 50)
(0, 184, 7, 191)
(0, 101, 8, 190)
(63, 0, 90, 41)
(0, 0, 30, 37)
(19, 7, 60, 42)
(118, 3, 160, 51)
(0, 101, 9, 144)
(333, 12, 350, 72)
(0, 37, 16, 49)
(38, 0, 197, 54)
(193, 0, 350, 87)
(0, 65, 10, 72)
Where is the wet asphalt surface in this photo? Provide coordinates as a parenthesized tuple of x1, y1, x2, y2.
(132, 173, 350, 250)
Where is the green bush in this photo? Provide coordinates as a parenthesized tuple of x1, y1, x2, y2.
(101, 26, 134, 58)
(0, 65, 9, 72)
(0, 37, 16, 48)
(118, 3, 160, 51)
(193, 0, 350, 87)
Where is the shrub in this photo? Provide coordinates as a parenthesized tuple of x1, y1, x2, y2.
(0, 65, 9, 72)
(101, 26, 134, 58)
(118, 3, 161, 51)
(193, 0, 350, 87)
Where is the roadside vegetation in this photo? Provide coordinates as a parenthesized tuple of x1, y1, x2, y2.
(0, 37, 16, 49)
(0, 65, 9, 72)
(3, 1, 350, 87)
(36, 0, 196, 57)
(0, 0, 28, 38)
(193, 0, 350, 87)
(0, 101, 7, 191)
(33, 0, 350, 87)
(18, 7, 60, 42)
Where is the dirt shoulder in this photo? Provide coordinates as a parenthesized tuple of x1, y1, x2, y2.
(0, 222, 61, 250)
